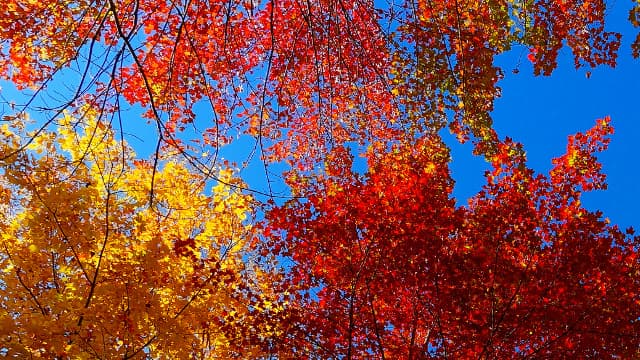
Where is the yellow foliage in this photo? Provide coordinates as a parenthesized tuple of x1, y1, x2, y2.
(0, 111, 283, 358)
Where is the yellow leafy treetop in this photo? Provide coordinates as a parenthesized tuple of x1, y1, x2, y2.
(0, 110, 285, 358)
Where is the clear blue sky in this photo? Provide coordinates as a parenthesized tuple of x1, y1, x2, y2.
(447, 0, 640, 230)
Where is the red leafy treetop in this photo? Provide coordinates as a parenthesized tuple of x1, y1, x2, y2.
(0, 0, 627, 168)
(266, 118, 640, 358)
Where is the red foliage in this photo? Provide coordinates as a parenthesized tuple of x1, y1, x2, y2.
(267, 120, 640, 358)
(0, 0, 623, 162)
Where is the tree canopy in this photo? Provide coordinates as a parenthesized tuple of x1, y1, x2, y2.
(1, 0, 639, 358)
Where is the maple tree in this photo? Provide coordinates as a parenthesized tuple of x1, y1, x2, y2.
(266, 119, 640, 358)
(0, 0, 630, 164)
(1, 0, 640, 358)
(0, 111, 284, 358)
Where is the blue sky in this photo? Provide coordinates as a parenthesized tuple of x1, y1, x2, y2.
(447, 0, 640, 229)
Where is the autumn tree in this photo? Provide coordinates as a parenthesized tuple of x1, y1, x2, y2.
(267, 119, 640, 358)
(0, 111, 285, 358)
(2, 0, 634, 166)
